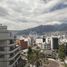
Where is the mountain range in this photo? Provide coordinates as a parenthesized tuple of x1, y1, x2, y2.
(17, 23, 67, 35)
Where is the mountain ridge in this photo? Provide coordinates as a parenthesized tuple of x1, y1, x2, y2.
(17, 23, 67, 35)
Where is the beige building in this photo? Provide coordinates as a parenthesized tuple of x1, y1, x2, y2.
(0, 24, 20, 67)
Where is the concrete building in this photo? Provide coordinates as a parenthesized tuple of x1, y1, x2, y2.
(19, 40, 28, 49)
(0, 25, 21, 67)
(16, 36, 32, 49)
(51, 36, 59, 50)
(16, 36, 33, 47)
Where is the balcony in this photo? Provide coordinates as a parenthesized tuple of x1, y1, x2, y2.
(0, 47, 20, 54)
(10, 56, 20, 67)
(0, 43, 16, 47)
(0, 51, 20, 62)
(9, 52, 20, 61)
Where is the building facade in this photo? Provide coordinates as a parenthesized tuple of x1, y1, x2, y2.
(51, 36, 59, 50)
(0, 25, 21, 67)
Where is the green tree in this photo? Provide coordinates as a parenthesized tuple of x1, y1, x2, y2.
(27, 47, 33, 67)
(32, 49, 47, 67)
(58, 44, 65, 61)
(33, 50, 41, 67)
(27, 47, 48, 67)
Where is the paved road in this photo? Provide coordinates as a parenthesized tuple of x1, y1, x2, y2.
(47, 60, 59, 67)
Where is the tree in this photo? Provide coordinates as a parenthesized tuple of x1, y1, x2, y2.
(58, 44, 65, 61)
(34, 50, 41, 67)
(27, 47, 48, 67)
(32, 49, 47, 67)
(27, 47, 33, 67)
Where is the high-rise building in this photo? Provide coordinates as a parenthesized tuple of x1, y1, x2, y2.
(51, 36, 59, 50)
(0, 25, 21, 67)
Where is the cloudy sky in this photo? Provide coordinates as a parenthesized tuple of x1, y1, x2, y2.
(0, 0, 67, 30)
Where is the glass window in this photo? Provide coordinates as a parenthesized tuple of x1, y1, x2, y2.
(10, 40, 14, 44)
(0, 54, 4, 58)
(0, 47, 4, 51)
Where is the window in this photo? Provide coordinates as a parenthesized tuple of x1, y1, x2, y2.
(0, 54, 4, 58)
(10, 40, 14, 44)
(0, 40, 6, 45)
(0, 47, 4, 51)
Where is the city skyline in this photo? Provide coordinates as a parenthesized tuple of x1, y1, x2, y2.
(0, 0, 67, 30)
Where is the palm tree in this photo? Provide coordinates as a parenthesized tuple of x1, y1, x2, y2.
(27, 47, 48, 67)
(32, 49, 45, 67)
(34, 50, 41, 67)
(27, 48, 41, 67)
(27, 46, 33, 67)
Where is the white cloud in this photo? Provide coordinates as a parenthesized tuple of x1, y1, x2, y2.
(0, 18, 39, 30)
(0, 0, 67, 30)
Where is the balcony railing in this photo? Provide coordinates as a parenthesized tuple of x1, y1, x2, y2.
(0, 51, 20, 62)
(0, 47, 20, 54)
(10, 56, 20, 67)
(0, 43, 16, 47)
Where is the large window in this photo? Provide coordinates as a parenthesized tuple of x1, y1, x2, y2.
(0, 54, 4, 58)
(10, 40, 14, 44)
(0, 40, 6, 45)
(0, 47, 4, 51)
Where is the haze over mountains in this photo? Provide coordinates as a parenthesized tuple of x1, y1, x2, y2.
(17, 23, 67, 35)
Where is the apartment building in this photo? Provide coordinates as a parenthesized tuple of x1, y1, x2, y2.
(0, 24, 21, 67)
(51, 36, 59, 50)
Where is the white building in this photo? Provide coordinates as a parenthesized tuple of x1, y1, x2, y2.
(46, 37, 51, 44)
(36, 38, 43, 44)
(0, 25, 21, 67)
(35, 38, 45, 49)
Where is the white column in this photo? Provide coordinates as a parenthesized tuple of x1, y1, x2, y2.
(51, 37, 53, 50)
